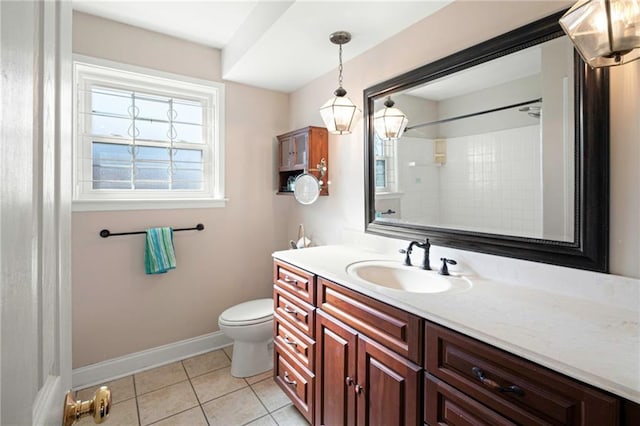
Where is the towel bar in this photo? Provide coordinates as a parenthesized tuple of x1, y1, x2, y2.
(99, 223, 204, 238)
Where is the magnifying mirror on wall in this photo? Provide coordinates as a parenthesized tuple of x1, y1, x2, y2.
(294, 173, 321, 205)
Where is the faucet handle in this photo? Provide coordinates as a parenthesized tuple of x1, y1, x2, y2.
(399, 247, 412, 266)
(439, 258, 457, 275)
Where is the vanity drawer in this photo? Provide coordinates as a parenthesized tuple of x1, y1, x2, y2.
(274, 313, 315, 371)
(425, 322, 619, 425)
(317, 277, 423, 364)
(275, 342, 314, 424)
(274, 260, 316, 305)
(425, 373, 516, 426)
(274, 285, 315, 338)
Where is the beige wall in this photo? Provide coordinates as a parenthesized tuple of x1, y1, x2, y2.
(71, 12, 293, 368)
(288, 0, 640, 279)
(72, 1, 639, 368)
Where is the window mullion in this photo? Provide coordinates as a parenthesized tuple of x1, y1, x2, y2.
(168, 97, 175, 190)
(130, 92, 137, 190)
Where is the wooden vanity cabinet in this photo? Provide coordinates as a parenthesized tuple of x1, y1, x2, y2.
(276, 126, 328, 196)
(273, 258, 639, 426)
(424, 322, 620, 425)
(315, 278, 423, 426)
(273, 260, 316, 423)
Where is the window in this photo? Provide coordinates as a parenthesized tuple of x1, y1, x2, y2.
(374, 134, 396, 193)
(73, 56, 225, 210)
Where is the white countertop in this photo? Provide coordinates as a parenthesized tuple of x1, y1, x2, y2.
(273, 245, 640, 404)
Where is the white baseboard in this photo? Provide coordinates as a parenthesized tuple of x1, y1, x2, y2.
(72, 331, 233, 390)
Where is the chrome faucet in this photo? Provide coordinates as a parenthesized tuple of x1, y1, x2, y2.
(400, 238, 431, 270)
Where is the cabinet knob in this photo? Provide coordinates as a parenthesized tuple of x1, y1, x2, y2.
(354, 384, 363, 395)
(345, 376, 354, 387)
(471, 367, 524, 396)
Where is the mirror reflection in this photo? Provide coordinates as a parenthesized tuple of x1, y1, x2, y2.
(373, 36, 576, 242)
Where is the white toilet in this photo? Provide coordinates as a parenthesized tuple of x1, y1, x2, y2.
(218, 298, 274, 378)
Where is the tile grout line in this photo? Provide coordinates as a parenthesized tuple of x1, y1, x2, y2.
(240, 413, 277, 426)
(182, 359, 212, 426)
(132, 374, 142, 426)
(143, 363, 206, 426)
(246, 379, 274, 422)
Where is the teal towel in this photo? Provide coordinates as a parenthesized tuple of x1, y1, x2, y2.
(145, 227, 176, 274)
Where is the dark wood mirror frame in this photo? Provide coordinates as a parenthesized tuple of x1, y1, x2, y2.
(364, 11, 609, 273)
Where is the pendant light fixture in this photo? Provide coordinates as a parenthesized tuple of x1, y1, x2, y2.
(560, 0, 640, 67)
(319, 31, 360, 135)
(374, 97, 408, 140)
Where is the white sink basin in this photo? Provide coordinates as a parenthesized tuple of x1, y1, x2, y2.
(345, 260, 472, 294)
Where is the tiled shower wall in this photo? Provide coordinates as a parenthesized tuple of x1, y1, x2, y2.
(439, 125, 542, 237)
(397, 136, 440, 223)
(400, 125, 543, 238)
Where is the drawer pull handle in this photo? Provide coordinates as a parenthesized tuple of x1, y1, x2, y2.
(283, 275, 299, 286)
(345, 377, 354, 387)
(354, 384, 364, 395)
(472, 367, 524, 397)
(283, 335, 298, 346)
(283, 371, 297, 386)
(283, 304, 298, 315)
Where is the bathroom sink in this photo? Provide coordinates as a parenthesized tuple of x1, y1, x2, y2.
(345, 260, 472, 294)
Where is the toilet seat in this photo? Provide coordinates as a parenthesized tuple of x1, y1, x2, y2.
(219, 298, 273, 327)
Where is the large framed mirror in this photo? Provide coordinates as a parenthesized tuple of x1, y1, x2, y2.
(364, 11, 609, 272)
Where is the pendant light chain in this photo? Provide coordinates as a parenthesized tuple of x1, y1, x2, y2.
(338, 43, 344, 89)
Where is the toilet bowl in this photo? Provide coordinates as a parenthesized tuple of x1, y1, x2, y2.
(218, 298, 274, 378)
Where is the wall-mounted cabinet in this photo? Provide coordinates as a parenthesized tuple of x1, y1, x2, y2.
(276, 126, 328, 196)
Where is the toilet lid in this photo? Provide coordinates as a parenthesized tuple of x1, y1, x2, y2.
(219, 298, 273, 325)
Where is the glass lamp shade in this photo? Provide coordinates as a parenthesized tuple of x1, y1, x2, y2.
(319, 93, 360, 135)
(374, 103, 408, 140)
(560, 0, 640, 67)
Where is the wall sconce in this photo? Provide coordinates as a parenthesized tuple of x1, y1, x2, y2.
(374, 97, 408, 140)
(319, 31, 360, 135)
(560, 0, 640, 67)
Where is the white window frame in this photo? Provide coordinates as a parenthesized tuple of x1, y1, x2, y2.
(72, 55, 226, 211)
(374, 135, 397, 194)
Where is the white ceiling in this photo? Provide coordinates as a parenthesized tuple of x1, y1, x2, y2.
(72, 0, 453, 93)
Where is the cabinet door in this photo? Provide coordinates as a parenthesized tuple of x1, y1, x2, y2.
(292, 132, 308, 169)
(356, 335, 422, 426)
(279, 136, 293, 169)
(315, 310, 357, 426)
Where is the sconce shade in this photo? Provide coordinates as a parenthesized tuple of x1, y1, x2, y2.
(320, 90, 359, 135)
(374, 98, 408, 140)
(560, 0, 640, 67)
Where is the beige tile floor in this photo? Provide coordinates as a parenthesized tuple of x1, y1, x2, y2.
(75, 346, 309, 426)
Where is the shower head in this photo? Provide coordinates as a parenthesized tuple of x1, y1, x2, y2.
(519, 105, 542, 118)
